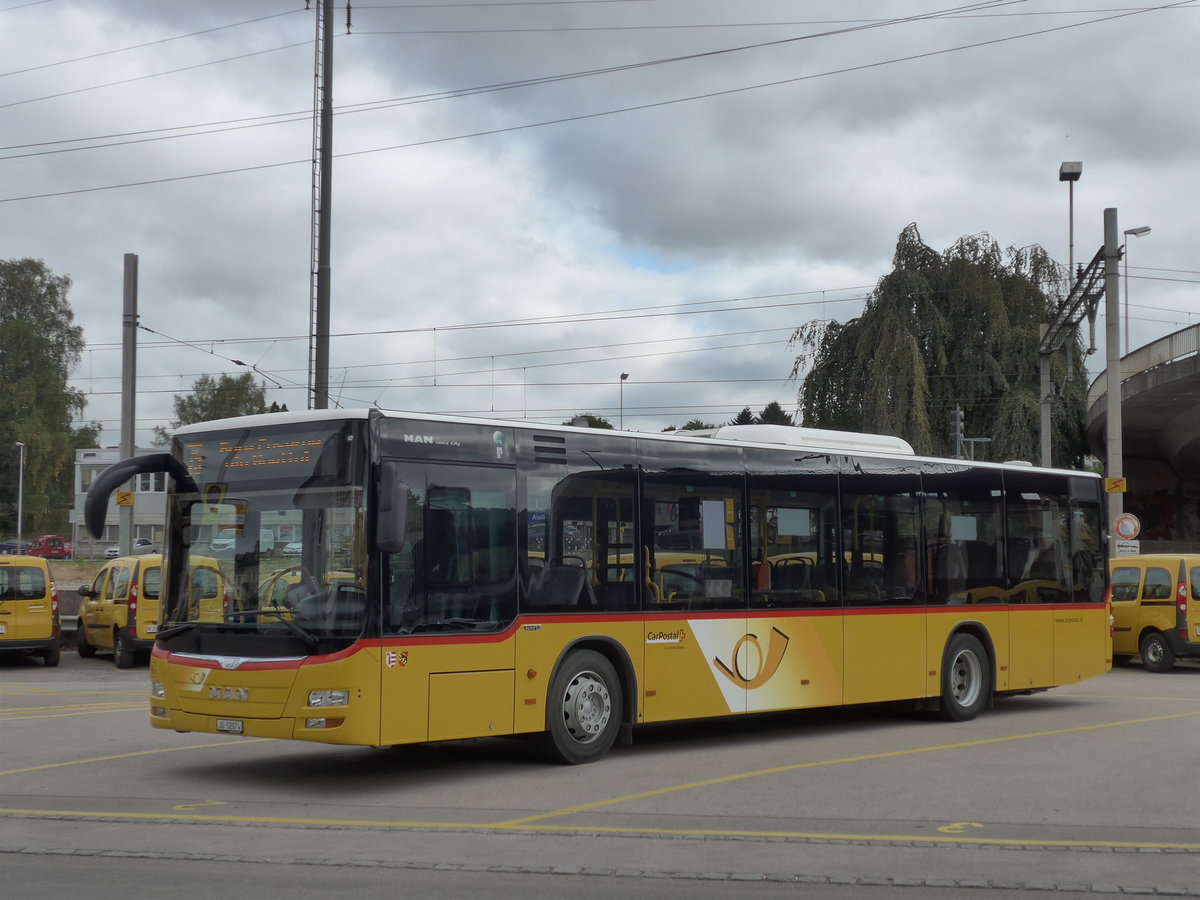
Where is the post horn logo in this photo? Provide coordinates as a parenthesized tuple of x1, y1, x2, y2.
(713, 626, 790, 689)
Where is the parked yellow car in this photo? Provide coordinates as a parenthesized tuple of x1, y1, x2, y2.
(80, 554, 229, 665)
(0, 555, 61, 666)
(1109, 554, 1200, 672)
(77, 554, 165, 668)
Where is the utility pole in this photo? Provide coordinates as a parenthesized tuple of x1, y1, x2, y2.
(1104, 209, 1124, 557)
(309, 0, 334, 410)
(120, 253, 138, 555)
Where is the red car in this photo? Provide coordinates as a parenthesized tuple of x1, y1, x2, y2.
(26, 535, 71, 560)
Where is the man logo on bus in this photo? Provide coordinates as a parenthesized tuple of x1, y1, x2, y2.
(712, 627, 790, 690)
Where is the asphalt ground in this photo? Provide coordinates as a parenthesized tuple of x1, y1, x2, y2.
(2, 650, 1198, 897)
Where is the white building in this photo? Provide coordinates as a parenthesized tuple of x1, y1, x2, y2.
(70, 447, 166, 558)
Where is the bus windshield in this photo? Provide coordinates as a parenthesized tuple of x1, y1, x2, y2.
(160, 419, 368, 652)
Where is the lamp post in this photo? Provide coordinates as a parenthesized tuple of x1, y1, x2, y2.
(619, 372, 629, 429)
(1059, 162, 1082, 278)
(1041, 162, 1084, 467)
(1122, 226, 1151, 350)
(15, 441, 24, 551)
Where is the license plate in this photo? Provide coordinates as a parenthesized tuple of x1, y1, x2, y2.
(215, 718, 243, 735)
(145, 625, 158, 634)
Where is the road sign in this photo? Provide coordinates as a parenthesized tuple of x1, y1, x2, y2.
(115, 491, 134, 507)
(1113, 513, 1141, 541)
(1104, 478, 1127, 493)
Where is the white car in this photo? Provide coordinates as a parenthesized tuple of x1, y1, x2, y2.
(282, 540, 303, 558)
(104, 538, 157, 558)
(209, 535, 236, 555)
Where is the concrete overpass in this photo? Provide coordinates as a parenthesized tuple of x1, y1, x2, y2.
(1086, 324, 1200, 548)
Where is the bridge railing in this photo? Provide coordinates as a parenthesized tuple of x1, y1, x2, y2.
(1087, 323, 1200, 412)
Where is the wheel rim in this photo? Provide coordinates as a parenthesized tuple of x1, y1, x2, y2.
(1143, 638, 1163, 665)
(561, 670, 612, 744)
(949, 648, 983, 707)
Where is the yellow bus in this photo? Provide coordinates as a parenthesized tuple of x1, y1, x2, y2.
(84, 411, 1111, 764)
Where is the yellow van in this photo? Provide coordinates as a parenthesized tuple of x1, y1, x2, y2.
(1109, 554, 1200, 673)
(0, 555, 61, 666)
(77, 554, 166, 668)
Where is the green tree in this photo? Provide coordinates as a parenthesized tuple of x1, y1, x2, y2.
(757, 401, 795, 426)
(562, 413, 613, 429)
(680, 419, 716, 431)
(0, 259, 92, 536)
(153, 373, 269, 445)
(729, 407, 756, 425)
(790, 224, 1087, 465)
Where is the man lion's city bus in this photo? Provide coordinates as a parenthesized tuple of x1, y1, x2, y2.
(84, 410, 1111, 764)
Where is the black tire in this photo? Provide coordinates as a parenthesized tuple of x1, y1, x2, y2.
(114, 628, 134, 669)
(76, 623, 96, 658)
(1139, 631, 1175, 674)
(43, 642, 60, 667)
(939, 633, 990, 722)
(542, 649, 622, 764)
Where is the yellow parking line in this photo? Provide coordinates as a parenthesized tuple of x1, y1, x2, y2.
(1, 807, 1197, 852)
(0, 739, 271, 776)
(1, 702, 143, 712)
(495, 709, 1200, 828)
(0, 696, 147, 700)
(0, 706, 146, 721)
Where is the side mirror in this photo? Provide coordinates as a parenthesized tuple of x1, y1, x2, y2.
(375, 460, 409, 554)
(78, 586, 92, 598)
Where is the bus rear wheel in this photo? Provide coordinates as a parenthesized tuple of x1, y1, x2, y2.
(939, 633, 989, 722)
(542, 649, 622, 764)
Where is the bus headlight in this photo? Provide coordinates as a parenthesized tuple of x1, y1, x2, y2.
(151, 681, 166, 699)
(308, 689, 349, 708)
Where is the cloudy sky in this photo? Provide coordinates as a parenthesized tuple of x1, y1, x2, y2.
(3, 0, 1197, 447)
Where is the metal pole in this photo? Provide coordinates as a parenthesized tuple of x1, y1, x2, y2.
(121, 253, 138, 555)
(620, 372, 629, 429)
(1068, 180, 1075, 279)
(1104, 209, 1123, 557)
(15, 441, 24, 549)
(313, 0, 334, 410)
(1039, 324, 1052, 467)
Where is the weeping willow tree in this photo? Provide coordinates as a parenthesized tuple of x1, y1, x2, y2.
(790, 224, 1089, 466)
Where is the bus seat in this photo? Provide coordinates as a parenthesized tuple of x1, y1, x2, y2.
(527, 565, 592, 608)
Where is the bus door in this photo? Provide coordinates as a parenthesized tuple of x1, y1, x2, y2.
(380, 458, 520, 746)
(641, 474, 747, 722)
(840, 463, 925, 705)
(1004, 472, 1071, 690)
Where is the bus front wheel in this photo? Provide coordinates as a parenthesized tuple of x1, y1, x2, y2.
(939, 633, 989, 722)
(542, 649, 622, 764)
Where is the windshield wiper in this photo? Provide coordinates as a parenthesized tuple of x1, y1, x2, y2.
(228, 607, 321, 651)
(405, 617, 483, 633)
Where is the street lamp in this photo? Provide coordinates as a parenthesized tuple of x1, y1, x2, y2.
(619, 373, 629, 429)
(15, 441, 24, 551)
(1059, 162, 1082, 278)
(1122, 226, 1151, 350)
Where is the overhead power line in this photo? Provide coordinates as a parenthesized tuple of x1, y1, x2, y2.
(8, 0, 1190, 204)
(0, 9, 304, 79)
